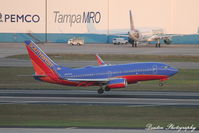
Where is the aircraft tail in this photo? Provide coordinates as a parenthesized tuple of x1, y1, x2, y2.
(87, 22, 97, 33)
(129, 10, 135, 30)
(25, 40, 59, 77)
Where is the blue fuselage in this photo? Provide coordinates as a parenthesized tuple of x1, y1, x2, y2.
(56, 62, 178, 83)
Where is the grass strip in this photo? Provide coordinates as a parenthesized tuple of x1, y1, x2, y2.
(0, 104, 198, 128)
(0, 67, 199, 91)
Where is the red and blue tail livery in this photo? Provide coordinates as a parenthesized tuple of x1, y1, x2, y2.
(25, 40, 178, 94)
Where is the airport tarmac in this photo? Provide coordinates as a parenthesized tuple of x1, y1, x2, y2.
(0, 43, 199, 69)
(0, 43, 199, 58)
(0, 58, 199, 69)
(0, 90, 199, 106)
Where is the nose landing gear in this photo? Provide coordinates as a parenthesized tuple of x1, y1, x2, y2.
(159, 82, 164, 87)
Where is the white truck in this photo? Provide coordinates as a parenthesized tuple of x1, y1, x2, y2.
(67, 38, 84, 46)
(112, 38, 128, 45)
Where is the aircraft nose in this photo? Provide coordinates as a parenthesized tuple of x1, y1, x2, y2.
(169, 67, 178, 76)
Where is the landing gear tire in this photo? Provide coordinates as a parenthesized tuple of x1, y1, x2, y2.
(135, 43, 137, 47)
(159, 82, 164, 87)
(156, 43, 161, 48)
(98, 88, 104, 94)
(132, 42, 137, 47)
(105, 87, 111, 92)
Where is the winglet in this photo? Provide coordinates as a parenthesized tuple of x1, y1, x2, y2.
(25, 40, 32, 45)
(87, 22, 97, 33)
(96, 54, 106, 66)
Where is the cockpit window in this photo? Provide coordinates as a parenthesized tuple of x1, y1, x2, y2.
(163, 66, 170, 69)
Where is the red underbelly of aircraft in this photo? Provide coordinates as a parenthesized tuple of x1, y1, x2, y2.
(119, 75, 168, 84)
(40, 74, 168, 87)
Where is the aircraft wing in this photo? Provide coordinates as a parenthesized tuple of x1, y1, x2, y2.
(147, 34, 172, 42)
(65, 77, 124, 82)
(66, 78, 110, 82)
(158, 34, 172, 39)
(110, 34, 129, 37)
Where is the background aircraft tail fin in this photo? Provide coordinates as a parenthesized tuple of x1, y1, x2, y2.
(129, 10, 135, 30)
(25, 40, 58, 76)
(87, 22, 97, 33)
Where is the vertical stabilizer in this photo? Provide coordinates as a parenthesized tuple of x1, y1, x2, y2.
(129, 10, 135, 30)
(24, 40, 57, 76)
(87, 22, 97, 33)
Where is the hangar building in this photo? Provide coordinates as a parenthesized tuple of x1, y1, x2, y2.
(0, 0, 199, 44)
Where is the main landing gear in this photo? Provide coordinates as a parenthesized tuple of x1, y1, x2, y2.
(156, 43, 161, 48)
(97, 88, 104, 94)
(97, 86, 111, 94)
(155, 40, 161, 48)
(132, 41, 138, 47)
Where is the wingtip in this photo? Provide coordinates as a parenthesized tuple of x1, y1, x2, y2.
(25, 40, 32, 45)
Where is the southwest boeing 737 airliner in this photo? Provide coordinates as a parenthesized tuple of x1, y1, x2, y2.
(25, 40, 178, 94)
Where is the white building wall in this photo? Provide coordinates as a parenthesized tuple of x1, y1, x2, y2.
(0, 0, 45, 33)
(47, 0, 108, 33)
(0, 0, 199, 34)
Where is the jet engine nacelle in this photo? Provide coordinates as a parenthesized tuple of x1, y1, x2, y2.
(129, 30, 140, 41)
(105, 78, 127, 89)
(164, 38, 172, 44)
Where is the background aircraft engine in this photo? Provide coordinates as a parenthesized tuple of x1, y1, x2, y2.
(129, 30, 140, 41)
(105, 78, 127, 90)
(164, 38, 172, 44)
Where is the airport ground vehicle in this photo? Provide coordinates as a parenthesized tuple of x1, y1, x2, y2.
(25, 40, 178, 94)
(67, 38, 84, 46)
(112, 38, 128, 45)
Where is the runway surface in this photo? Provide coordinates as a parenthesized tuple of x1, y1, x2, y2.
(0, 90, 199, 106)
(1, 128, 197, 133)
(1, 43, 199, 58)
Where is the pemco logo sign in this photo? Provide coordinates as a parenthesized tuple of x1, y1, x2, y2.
(0, 12, 40, 23)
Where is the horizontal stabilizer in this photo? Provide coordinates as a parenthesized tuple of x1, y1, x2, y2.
(33, 74, 47, 77)
(17, 74, 47, 77)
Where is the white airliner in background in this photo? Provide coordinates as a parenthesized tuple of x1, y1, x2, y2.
(128, 10, 172, 47)
(87, 10, 172, 47)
